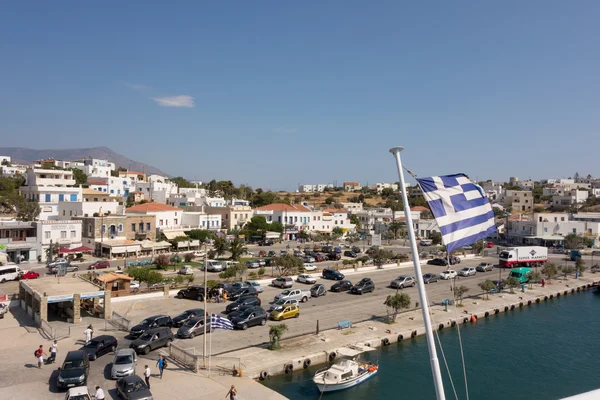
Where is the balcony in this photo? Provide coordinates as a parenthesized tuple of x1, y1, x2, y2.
(0, 236, 37, 244)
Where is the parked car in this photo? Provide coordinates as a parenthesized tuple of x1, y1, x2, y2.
(351, 278, 375, 294)
(330, 280, 353, 292)
(110, 348, 137, 379)
(420, 240, 433, 246)
(178, 265, 194, 275)
(228, 305, 263, 319)
(177, 316, 211, 338)
(343, 250, 357, 258)
(423, 273, 440, 284)
(172, 308, 205, 327)
(352, 246, 361, 253)
(20, 270, 40, 279)
(274, 288, 311, 303)
(176, 286, 207, 301)
(271, 277, 293, 288)
(486, 242, 495, 248)
(245, 280, 264, 293)
(270, 304, 300, 321)
(303, 263, 317, 271)
(293, 250, 304, 257)
(65, 387, 91, 400)
(322, 269, 345, 280)
(268, 298, 299, 313)
(192, 251, 205, 258)
(476, 262, 494, 272)
(458, 267, 476, 277)
(47, 258, 68, 268)
(50, 264, 79, 274)
(230, 307, 268, 330)
(88, 260, 110, 270)
(257, 259, 267, 267)
(267, 250, 276, 257)
(310, 284, 327, 297)
(440, 270, 458, 280)
(327, 252, 341, 261)
(297, 274, 316, 284)
(56, 350, 90, 390)
(81, 335, 118, 360)
(200, 260, 223, 272)
(129, 315, 173, 338)
(427, 258, 448, 266)
(130, 327, 174, 355)
(115, 375, 153, 400)
(245, 261, 260, 269)
(390, 276, 415, 289)
(228, 286, 258, 301)
(225, 296, 262, 313)
(463, 245, 473, 250)
(449, 256, 461, 265)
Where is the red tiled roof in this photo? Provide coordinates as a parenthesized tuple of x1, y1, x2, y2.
(254, 204, 311, 212)
(126, 203, 181, 213)
(343, 181, 360, 186)
(87, 179, 107, 185)
(410, 206, 429, 212)
(119, 171, 145, 176)
(323, 208, 347, 214)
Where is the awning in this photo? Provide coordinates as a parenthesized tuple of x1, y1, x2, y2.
(58, 248, 74, 254)
(140, 241, 172, 250)
(110, 245, 141, 254)
(71, 246, 94, 253)
(524, 235, 565, 241)
(162, 230, 187, 240)
(265, 232, 280, 239)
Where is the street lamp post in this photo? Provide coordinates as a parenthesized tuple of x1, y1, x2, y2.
(100, 207, 104, 258)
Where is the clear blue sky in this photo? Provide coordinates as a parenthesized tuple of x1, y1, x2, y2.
(1, 1, 599, 190)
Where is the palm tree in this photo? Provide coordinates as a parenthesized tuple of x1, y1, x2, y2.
(213, 237, 228, 258)
(229, 238, 247, 261)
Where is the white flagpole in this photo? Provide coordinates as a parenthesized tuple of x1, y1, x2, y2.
(389, 146, 446, 400)
(208, 319, 212, 376)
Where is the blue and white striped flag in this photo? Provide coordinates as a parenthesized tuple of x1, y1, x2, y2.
(416, 174, 497, 253)
(210, 314, 234, 330)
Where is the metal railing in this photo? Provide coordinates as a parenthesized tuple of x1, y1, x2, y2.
(40, 320, 71, 340)
(168, 343, 201, 372)
(107, 311, 131, 331)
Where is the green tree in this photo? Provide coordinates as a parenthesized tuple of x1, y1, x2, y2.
(542, 263, 558, 281)
(560, 264, 575, 278)
(564, 233, 585, 250)
(228, 238, 247, 260)
(257, 267, 265, 277)
(146, 271, 164, 286)
(324, 196, 335, 204)
(332, 226, 344, 236)
(381, 187, 395, 198)
(213, 237, 228, 258)
(478, 280, 496, 299)
(371, 248, 394, 268)
(246, 215, 269, 232)
(186, 274, 195, 284)
(154, 254, 170, 269)
(268, 221, 284, 233)
(454, 285, 469, 305)
(251, 191, 280, 208)
(532, 183, 544, 203)
(504, 276, 520, 293)
(349, 214, 361, 228)
(268, 324, 288, 350)
(184, 253, 194, 262)
(472, 240, 484, 255)
(429, 231, 442, 245)
(387, 222, 403, 240)
(16, 200, 41, 221)
(170, 177, 195, 188)
(384, 292, 411, 322)
(575, 258, 587, 277)
(70, 168, 88, 186)
(271, 254, 303, 276)
(188, 229, 214, 242)
(525, 271, 542, 288)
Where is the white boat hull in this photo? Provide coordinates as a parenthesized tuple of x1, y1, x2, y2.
(314, 369, 378, 392)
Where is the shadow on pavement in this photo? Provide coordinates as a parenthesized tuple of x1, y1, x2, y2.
(47, 369, 60, 393)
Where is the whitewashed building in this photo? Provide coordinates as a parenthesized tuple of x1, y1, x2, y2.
(36, 220, 83, 262)
(20, 168, 82, 220)
(553, 189, 589, 207)
(125, 203, 182, 234)
(57, 201, 122, 220)
(369, 182, 398, 193)
(70, 158, 116, 178)
(298, 184, 333, 193)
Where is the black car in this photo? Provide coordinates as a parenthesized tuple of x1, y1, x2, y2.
(344, 250, 357, 258)
(116, 375, 153, 400)
(310, 283, 327, 297)
(449, 256, 461, 265)
(225, 295, 261, 313)
(423, 273, 440, 284)
(267, 250, 276, 257)
(322, 269, 345, 280)
(228, 286, 258, 301)
(172, 308, 205, 327)
(230, 307, 268, 330)
(130, 327, 174, 355)
(176, 286, 208, 301)
(427, 258, 448, 266)
(351, 278, 375, 294)
(228, 305, 264, 320)
(327, 252, 341, 261)
(330, 280, 353, 292)
(129, 315, 173, 337)
(80, 335, 118, 360)
(56, 350, 89, 389)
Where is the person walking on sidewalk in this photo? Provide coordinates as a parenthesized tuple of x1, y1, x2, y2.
(144, 365, 151, 389)
(84, 325, 93, 344)
(49, 340, 57, 363)
(225, 385, 238, 400)
(35, 345, 46, 369)
(94, 386, 105, 400)
(156, 356, 167, 379)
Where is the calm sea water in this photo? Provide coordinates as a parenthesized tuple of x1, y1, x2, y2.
(263, 289, 600, 400)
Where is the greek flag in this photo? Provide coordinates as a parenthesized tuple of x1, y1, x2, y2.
(210, 314, 234, 330)
(416, 174, 497, 253)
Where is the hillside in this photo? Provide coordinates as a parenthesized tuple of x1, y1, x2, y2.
(286, 191, 385, 207)
(0, 146, 169, 176)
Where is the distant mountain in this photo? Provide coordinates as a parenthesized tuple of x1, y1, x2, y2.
(0, 146, 169, 176)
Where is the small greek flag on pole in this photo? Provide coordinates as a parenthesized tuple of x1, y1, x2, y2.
(210, 314, 234, 330)
(416, 174, 497, 253)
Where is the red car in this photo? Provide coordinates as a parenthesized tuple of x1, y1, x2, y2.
(89, 260, 110, 270)
(20, 271, 40, 280)
(485, 242, 494, 248)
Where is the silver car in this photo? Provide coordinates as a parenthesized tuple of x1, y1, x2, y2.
(459, 267, 476, 277)
(268, 298, 299, 313)
(111, 348, 137, 379)
(177, 317, 211, 339)
(245, 280, 264, 293)
(390, 276, 415, 289)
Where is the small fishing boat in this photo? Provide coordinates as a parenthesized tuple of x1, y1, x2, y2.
(313, 355, 378, 393)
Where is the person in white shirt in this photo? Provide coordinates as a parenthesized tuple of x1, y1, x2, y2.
(94, 386, 105, 400)
(84, 326, 93, 343)
(144, 365, 151, 389)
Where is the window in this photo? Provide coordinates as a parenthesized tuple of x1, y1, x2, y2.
(58, 194, 64, 202)
(87, 224, 92, 235)
(131, 224, 136, 232)
(202, 221, 205, 227)
(45, 194, 51, 202)
(159, 220, 163, 226)
(573, 228, 577, 233)
(69, 210, 72, 216)
(146, 223, 151, 231)
(278, 216, 281, 222)
(70, 194, 77, 201)
(174, 219, 178, 225)
(62, 210, 66, 216)
(45, 231, 51, 239)
(70, 230, 76, 238)
(60, 231, 67, 239)
(561, 217, 565, 221)
(234, 214, 238, 219)
(118, 224, 123, 232)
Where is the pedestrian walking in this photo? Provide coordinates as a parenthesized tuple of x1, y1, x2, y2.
(542, 278, 546, 288)
(217, 287, 223, 303)
(50, 340, 57, 361)
(94, 386, 105, 400)
(156, 356, 167, 379)
(144, 365, 151, 389)
(34, 345, 46, 369)
(84, 325, 93, 344)
(225, 385, 238, 400)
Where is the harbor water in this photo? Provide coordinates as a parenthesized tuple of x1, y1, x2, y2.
(262, 289, 600, 400)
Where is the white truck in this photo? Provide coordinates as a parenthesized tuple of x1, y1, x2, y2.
(498, 246, 548, 267)
(274, 288, 311, 303)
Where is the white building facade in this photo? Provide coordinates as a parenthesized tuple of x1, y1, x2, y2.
(36, 220, 83, 262)
(20, 168, 82, 220)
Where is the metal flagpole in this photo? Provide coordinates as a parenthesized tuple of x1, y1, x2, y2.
(203, 239, 208, 367)
(389, 146, 446, 400)
(208, 325, 212, 376)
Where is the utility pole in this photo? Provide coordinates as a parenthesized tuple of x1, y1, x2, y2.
(100, 207, 104, 258)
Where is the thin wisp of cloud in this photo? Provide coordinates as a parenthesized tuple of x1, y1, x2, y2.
(151, 95, 195, 108)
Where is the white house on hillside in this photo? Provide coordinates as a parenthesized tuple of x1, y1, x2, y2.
(125, 203, 182, 235)
(20, 168, 82, 220)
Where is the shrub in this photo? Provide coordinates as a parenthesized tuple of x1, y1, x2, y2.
(174, 275, 185, 285)
(258, 267, 265, 276)
(154, 254, 170, 269)
(248, 271, 258, 279)
(184, 253, 194, 262)
(186, 275, 195, 283)
(206, 280, 218, 287)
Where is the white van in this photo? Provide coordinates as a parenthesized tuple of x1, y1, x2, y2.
(200, 260, 223, 272)
(178, 265, 194, 275)
(0, 264, 21, 283)
(220, 261, 239, 270)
